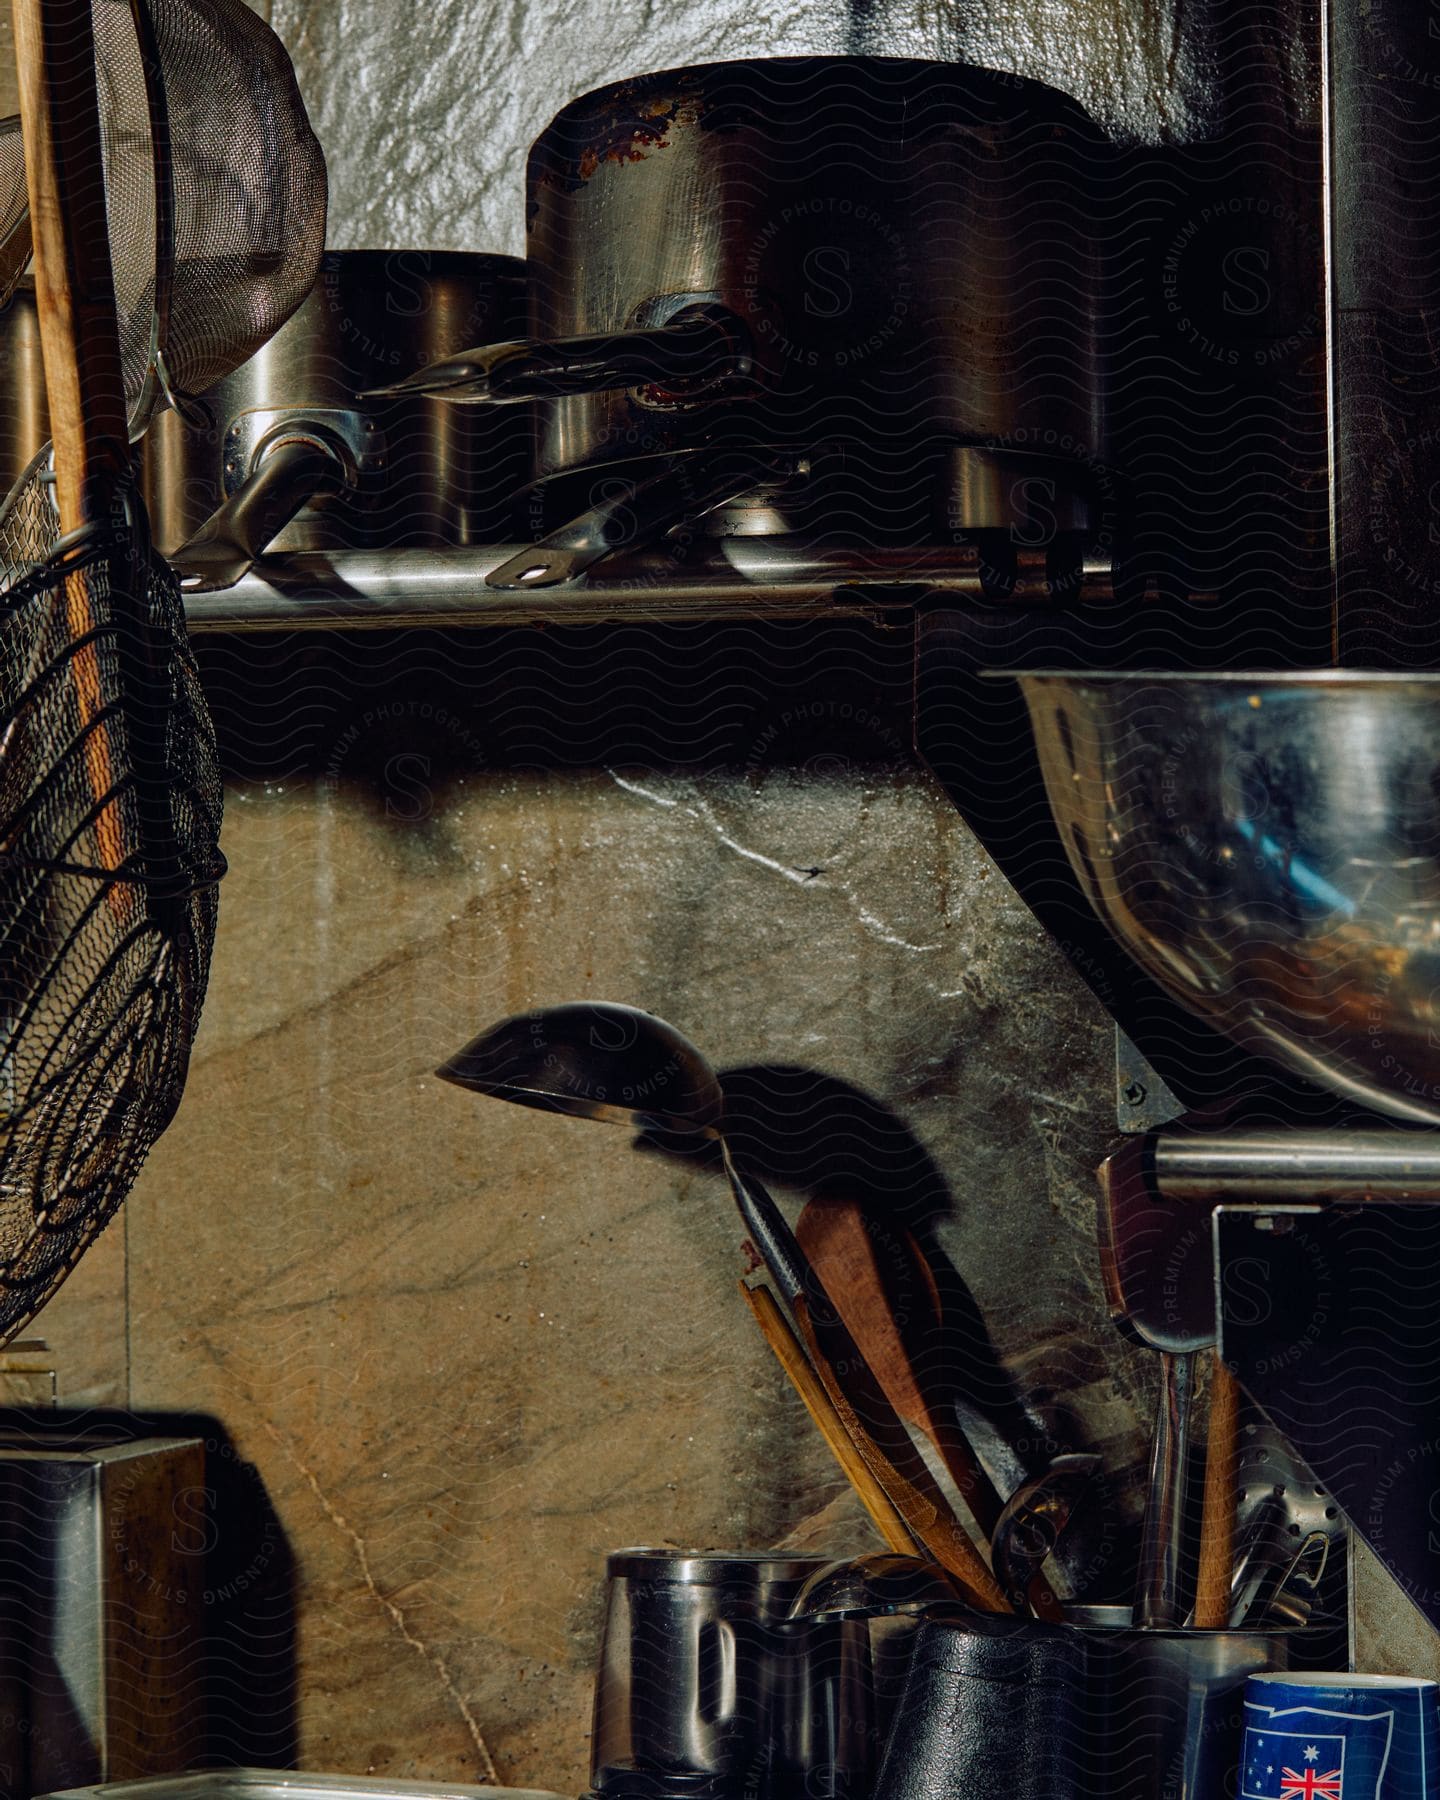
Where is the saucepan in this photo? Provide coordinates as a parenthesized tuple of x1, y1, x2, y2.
(373, 57, 1111, 589)
(143, 247, 531, 590)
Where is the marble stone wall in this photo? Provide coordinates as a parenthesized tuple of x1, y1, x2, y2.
(40, 622, 1154, 1782)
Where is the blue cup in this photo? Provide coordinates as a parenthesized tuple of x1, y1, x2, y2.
(1243, 1673, 1440, 1800)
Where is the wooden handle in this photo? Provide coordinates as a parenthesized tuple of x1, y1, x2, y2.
(797, 1198, 1007, 1535)
(1194, 1351, 1241, 1628)
(788, 1290, 1012, 1612)
(739, 1278, 917, 1556)
(16, 0, 128, 518)
(15, 0, 128, 523)
(15, 0, 131, 883)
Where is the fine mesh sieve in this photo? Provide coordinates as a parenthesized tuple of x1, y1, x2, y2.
(0, 117, 29, 308)
(0, 0, 326, 429)
(0, 0, 322, 1340)
(96, 0, 328, 424)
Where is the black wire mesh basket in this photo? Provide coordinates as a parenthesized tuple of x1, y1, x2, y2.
(0, 487, 224, 1330)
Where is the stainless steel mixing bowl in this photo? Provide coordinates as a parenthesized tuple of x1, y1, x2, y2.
(1016, 670, 1440, 1124)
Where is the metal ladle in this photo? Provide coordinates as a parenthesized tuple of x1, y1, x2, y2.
(436, 1000, 1009, 1611)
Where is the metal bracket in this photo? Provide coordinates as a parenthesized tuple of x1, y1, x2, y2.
(223, 406, 386, 500)
(1115, 1027, 1186, 1134)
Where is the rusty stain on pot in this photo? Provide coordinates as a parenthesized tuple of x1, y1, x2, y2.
(576, 130, 669, 181)
(536, 88, 704, 193)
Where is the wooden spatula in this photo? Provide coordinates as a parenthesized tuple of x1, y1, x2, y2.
(15, 0, 131, 881)
(796, 1195, 1007, 1535)
(738, 1276, 918, 1556)
(724, 1151, 1010, 1611)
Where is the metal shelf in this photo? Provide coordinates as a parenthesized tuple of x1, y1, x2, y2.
(178, 539, 1114, 631)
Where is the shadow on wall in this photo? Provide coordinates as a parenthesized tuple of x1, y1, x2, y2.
(194, 619, 919, 791)
(0, 1407, 298, 1775)
(637, 1062, 1135, 1601)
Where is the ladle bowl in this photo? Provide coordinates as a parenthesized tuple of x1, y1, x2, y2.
(437, 1002, 819, 1299)
(1017, 670, 1440, 1124)
(436, 1001, 724, 1135)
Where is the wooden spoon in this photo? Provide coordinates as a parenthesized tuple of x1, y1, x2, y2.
(1194, 1351, 1241, 1627)
(724, 1151, 1009, 1612)
(738, 1276, 918, 1557)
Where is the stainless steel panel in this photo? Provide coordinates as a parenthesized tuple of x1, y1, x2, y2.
(1328, 0, 1440, 662)
(0, 1438, 206, 1793)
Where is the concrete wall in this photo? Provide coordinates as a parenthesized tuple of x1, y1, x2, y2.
(260, 0, 1225, 264)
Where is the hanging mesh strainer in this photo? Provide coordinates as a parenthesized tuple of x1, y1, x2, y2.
(0, 118, 29, 309)
(0, 0, 327, 425)
(0, 0, 325, 1340)
(95, 0, 328, 423)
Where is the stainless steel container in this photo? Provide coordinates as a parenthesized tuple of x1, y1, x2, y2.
(1074, 1619, 1290, 1800)
(144, 248, 530, 560)
(787, 1552, 973, 1760)
(520, 57, 1106, 539)
(590, 1549, 871, 1800)
(0, 1437, 206, 1796)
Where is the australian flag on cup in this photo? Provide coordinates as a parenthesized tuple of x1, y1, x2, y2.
(1242, 1704, 1395, 1800)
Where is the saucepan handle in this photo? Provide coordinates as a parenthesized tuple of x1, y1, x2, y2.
(363, 303, 752, 406)
(172, 429, 349, 593)
(485, 443, 802, 589)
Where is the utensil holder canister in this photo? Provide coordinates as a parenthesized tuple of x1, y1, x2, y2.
(872, 1612, 1090, 1800)
(589, 1549, 872, 1800)
(1078, 1623, 1291, 1800)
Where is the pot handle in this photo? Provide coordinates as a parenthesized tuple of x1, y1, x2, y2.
(362, 303, 752, 407)
(171, 428, 350, 593)
(485, 444, 799, 589)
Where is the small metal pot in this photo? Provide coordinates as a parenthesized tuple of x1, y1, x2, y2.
(0, 276, 49, 506)
(590, 1549, 872, 1800)
(143, 248, 530, 587)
